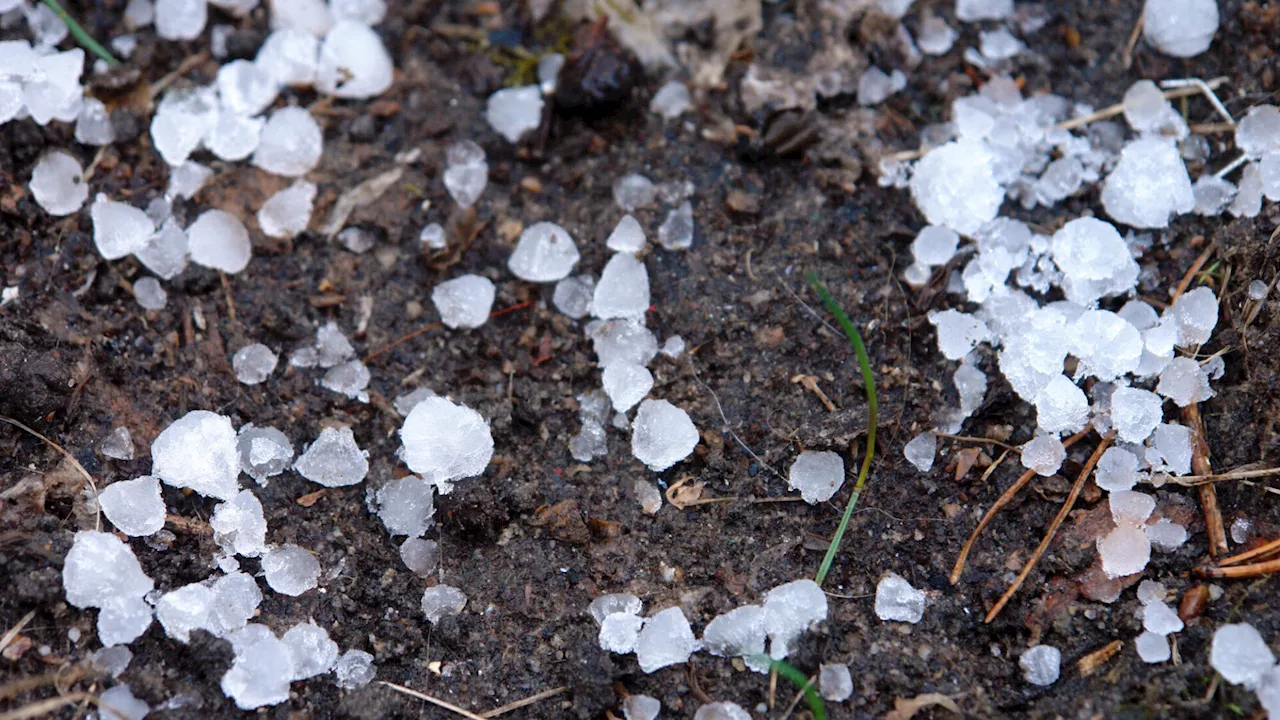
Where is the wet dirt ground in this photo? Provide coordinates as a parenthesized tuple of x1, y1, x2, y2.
(2, 0, 1280, 718)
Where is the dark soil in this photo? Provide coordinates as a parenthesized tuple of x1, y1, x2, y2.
(2, 0, 1280, 718)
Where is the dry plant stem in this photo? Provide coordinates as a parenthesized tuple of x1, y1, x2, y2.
(0, 692, 97, 720)
(1197, 557, 1280, 579)
(779, 675, 818, 720)
(377, 681, 487, 720)
(950, 428, 1090, 584)
(1183, 402, 1228, 557)
(1218, 537, 1280, 567)
(1121, 12, 1144, 68)
(480, 686, 567, 718)
(1172, 241, 1216, 301)
(1168, 467, 1280, 485)
(984, 431, 1115, 623)
(1077, 640, 1124, 677)
(0, 611, 35, 656)
(0, 415, 100, 530)
(1057, 80, 1226, 131)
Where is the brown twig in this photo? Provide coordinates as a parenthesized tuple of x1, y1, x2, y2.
(0, 415, 100, 530)
(1121, 12, 1144, 69)
(377, 681, 487, 720)
(936, 433, 1021, 452)
(984, 431, 1115, 623)
(1172, 241, 1215, 302)
(951, 428, 1090, 584)
(0, 692, 98, 720)
(481, 686, 568, 718)
(1218, 537, 1280, 567)
(1183, 402, 1228, 557)
(1196, 557, 1280, 579)
(0, 611, 35, 657)
(779, 674, 818, 720)
(1077, 640, 1123, 677)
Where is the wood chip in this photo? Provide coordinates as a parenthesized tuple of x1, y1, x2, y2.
(297, 489, 328, 507)
(1077, 640, 1123, 677)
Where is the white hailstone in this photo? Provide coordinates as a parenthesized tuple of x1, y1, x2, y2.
(917, 16, 957, 55)
(1193, 175, 1236, 216)
(1259, 668, 1280, 717)
(819, 663, 854, 702)
(589, 318, 659, 368)
(70, 94, 111, 144)
(1102, 137, 1195, 229)
(168, 161, 213, 201)
(1048, 217, 1139, 305)
(270, 0, 333, 36)
(90, 646, 134, 678)
(593, 253, 650, 319)
(221, 626, 294, 709)
(208, 571, 262, 636)
(657, 201, 694, 250)
(1098, 524, 1151, 577)
(22, 49, 84, 126)
(252, 106, 323, 177)
(903, 432, 937, 472)
(257, 181, 316, 238)
(63, 531, 154, 610)
(237, 424, 293, 484)
(256, 29, 320, 87)
(337, 226, 375, 253)
(156, 583, 215, 643)
(485, 85, 543, 143)
(634, 479, 662, 514)
(857, 67, 907, 106)
(763, 579, 828, 659)
(1210, 623, 1276, 688)
(1229, 161, 1264, 218)
(400, 396, 494, 494)
(1110, 490, 1156, 526)
(155, 0, 206, 39)
(1143, 0, 1218, 58)
(613, 174, 657, 212)
(634, 607, 696, 673)
(1095, 447, 1141, 492)
(419, 222, 446, 250)
(1110, 387, 1162, 444)
(589, 594, 643, 623)
(622, 695, 661, 720)
(650, 80, 691, 120)
(1036, 156, 1085, 206)
(329, 0, 385, 25)
(1261, 152, 1280, 201)
(283, 622, 339, 680)
(1143, 600, 1184, 636)
(262, 544, 320, 596)
(607, 214, 646, 254)
(1232, 517, 1254, 545)
(928, 309, 990, 360)
(431, 274, 495, 329)
(1034, 375, 1089, 435)
(956, 0, 1013, 21)
(912, 225, 959, 266)
(421, 584, 467, 623)
(955, 363, 987, 416)
(910, 141, 1003, 236)
(312, 321, 355, 367)
(101, 427, 135, 460)
(320, 359, 370, 401)
(1171, 286, 1218, 347)
(443, 140, 488, 208)
(392, 387, 436, 416)
(599, 612, 644, 654)
(316, 21, 393, 98)
(602, 363, 654, 414)
(1021, 434, 1066, 476)
(216, 60, 279, 117)
(399, 538, 439, 576)
(701, 605, 766, 662)
(631, 399, 698, 471)
(97, 684, 150, 720)
(91, 195, 153, 261)
(1236, 105, 1280, 160)
(97, 595, 153, 647)
(875, 572, 925, 623)
(1147, 519, 1188, 551)
(553, 275, 595, 319)
(1146, 422, 1193, 476)
(508, 221, 580, 282)
(187, 209, 252, 274)
(151, 87, 219, 166)
(30, 150, 88, 216)
(661, 335, 686, 359)
(1156, 356, 1214, 407)
(537, 53, 563, 94)
(98, 476, 166, 537)
(375, 476, 435, 537)
(1122, 80, 1188, 139)
(232, 344, 278, 385)
(1136, 630, 1171, 663)
(294, 426, 368, 487)
(333, 650, 375, 689)
(133, 277, 167, 311)
(1020, 645, 1061, 686)
(151, 410, 241, 500)
(1070, 310, 1143, 381)
(788, 450, 845, 504)
(694, 703, 752, 720)
(210, 490, 268, 557)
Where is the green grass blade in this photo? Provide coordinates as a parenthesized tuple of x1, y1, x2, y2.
(751, 655, 827, 720)
(806, 272, 878, 588)
(41, 0, 120, 66)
